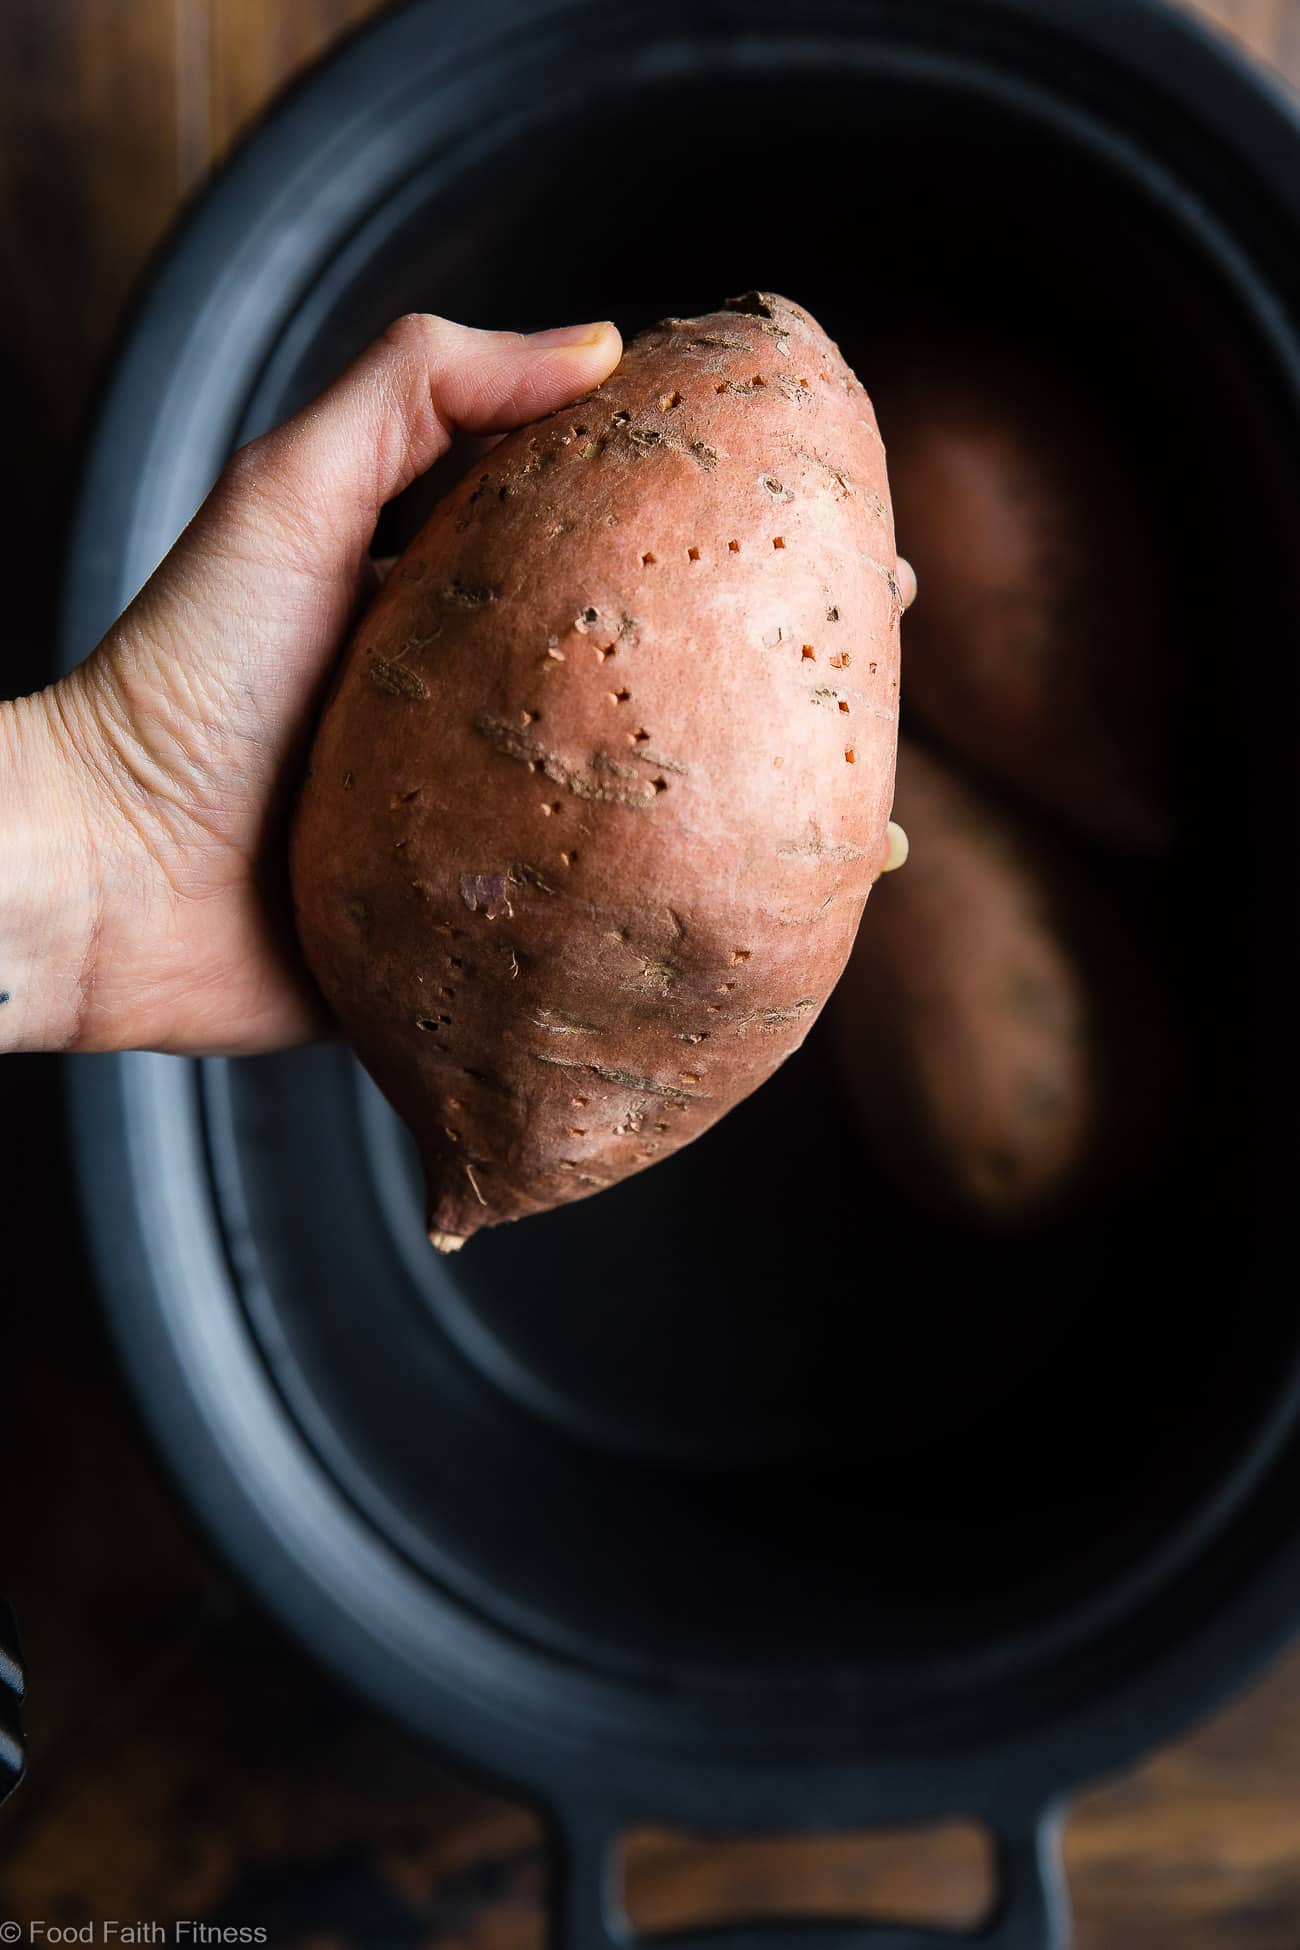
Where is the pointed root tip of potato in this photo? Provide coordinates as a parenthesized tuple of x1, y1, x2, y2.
(429, 1229, 468, 1254)
(881, 821, 910, 874)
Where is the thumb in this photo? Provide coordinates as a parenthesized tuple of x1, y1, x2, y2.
(83, 313, 621, 809)
(192, 313, 624, 580)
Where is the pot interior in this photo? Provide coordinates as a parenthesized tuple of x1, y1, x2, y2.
(214, 51, 1300, 1736)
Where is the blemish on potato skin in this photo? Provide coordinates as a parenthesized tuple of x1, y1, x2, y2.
(474, 716, 660, 809)
(510, 861, 560, 896)
(442, 578, 496, 608)
(638, 960, 676, 994)
(778, 837, 865, 862)
(532, 1008, 606, 1035)
(529, 1052, 707, 1103)
(369, 658, 429, 701)
(731, 999, 816, 1031)
(459, 873, 514, 920)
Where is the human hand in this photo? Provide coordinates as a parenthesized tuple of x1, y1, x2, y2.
(0, 314, 623, 1055)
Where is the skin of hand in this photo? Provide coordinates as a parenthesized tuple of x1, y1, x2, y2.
(0, 314, 625, 1056)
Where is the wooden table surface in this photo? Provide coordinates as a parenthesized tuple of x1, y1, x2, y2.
(3, 3, 1300, 1945)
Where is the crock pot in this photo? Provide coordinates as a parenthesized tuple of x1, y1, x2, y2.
(59, 3, 1300, 1945)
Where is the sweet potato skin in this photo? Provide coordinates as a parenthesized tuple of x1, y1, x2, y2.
(880, 351, 1171, 852)
(292, 295, 899, 1245)
(829, 739, 1174, 1226)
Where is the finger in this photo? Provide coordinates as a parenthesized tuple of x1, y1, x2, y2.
(217, 314, 623, 573)
(895, 555, 918, 609)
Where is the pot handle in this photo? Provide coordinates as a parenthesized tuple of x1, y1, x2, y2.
(553, 1807, 1069, 1950)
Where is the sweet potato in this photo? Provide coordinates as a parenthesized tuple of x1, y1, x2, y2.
(829, 739, 1175, 1226)
(292, 294, 901, 1248)
(879, 348, 1171, 852)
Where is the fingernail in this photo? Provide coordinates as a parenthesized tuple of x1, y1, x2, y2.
(526, 321, 617, 350)
(881, 821, 910, 874)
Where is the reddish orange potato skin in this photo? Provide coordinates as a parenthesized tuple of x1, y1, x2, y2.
(292, 295, 899, 1246)
(829, 740, 1174, 1226)
(880, 353, 1171, 853)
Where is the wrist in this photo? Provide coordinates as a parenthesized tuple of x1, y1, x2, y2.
(0, 686, 104, 1053)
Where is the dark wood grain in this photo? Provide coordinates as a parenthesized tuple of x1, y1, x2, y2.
(206, 0, 385, 160)
(1, 2, 1298, 1943)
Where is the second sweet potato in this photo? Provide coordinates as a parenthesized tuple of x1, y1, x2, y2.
(879, 347, 1172, 853)
(829, 739, 1176, 1226)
